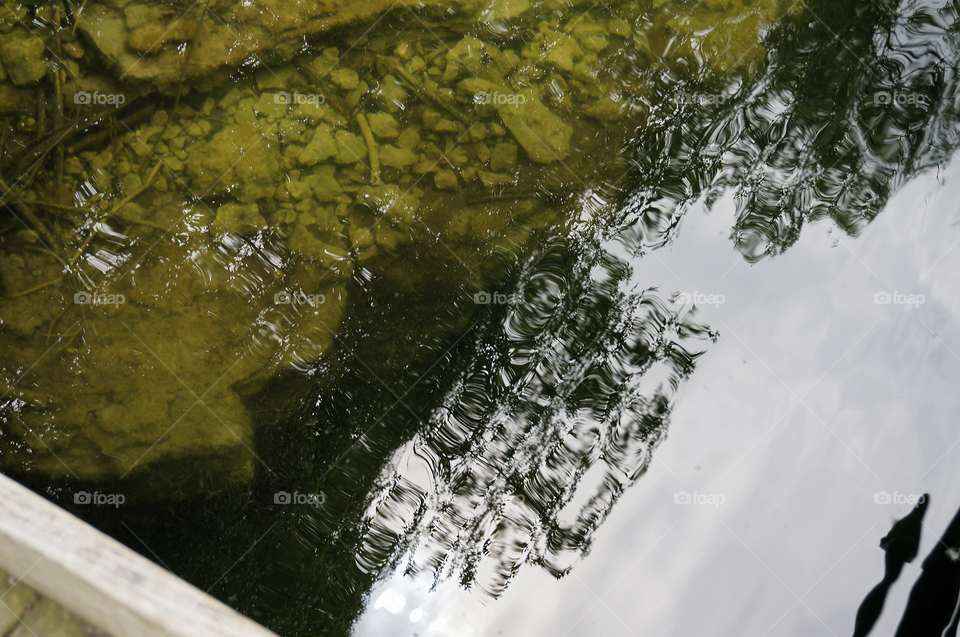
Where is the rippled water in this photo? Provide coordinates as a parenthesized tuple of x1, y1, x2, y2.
(2, 0, 959, 635)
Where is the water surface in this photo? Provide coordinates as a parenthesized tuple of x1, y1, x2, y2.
(1, 0, 959, 634)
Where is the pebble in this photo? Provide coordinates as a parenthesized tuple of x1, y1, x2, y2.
(330, 68, 359, 90)
(434, 170, 458, 190)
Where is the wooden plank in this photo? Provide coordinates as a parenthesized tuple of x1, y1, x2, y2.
(0, 473, 279, 637)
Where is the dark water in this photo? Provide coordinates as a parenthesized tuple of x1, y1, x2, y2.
(1, 0, 960, 635)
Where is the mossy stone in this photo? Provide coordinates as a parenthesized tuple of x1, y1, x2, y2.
(333, 130, 368, 164)
(367, 112, 399, 138)
(216, 201, 267, 234)
(490, 142, 518, 171)
(380, 145, 417, 169)
(496, 89, 572, 163)
(0, 33, 46, 85)
(299, 125, 337, 166)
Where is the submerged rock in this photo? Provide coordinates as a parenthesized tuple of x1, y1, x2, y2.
(496, 89, 573, 163)
(185, 122, 279, 201)
(298, 124, 338, 166)
(216, 201, 267, 234)
(0, 200, 348, 492)
(0, 31, 46, 85)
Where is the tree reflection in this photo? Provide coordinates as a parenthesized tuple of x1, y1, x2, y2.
(359, 238, 713, 598)
(624, 0, 959, 261)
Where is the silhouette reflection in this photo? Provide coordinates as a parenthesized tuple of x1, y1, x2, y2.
(894, 497, 960, 636)
(854, 495, 960, 637)
(853, 495, 929, 637)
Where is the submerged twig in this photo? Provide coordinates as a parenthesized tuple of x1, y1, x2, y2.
(356, 112, 381, 185)
(0, 177, 58, 248)
(7, 277, 63, 298)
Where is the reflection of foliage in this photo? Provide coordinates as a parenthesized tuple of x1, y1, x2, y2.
(356, 239, 714, 598)
(101, 220, 714, 636)
(624, 0, 959, 261)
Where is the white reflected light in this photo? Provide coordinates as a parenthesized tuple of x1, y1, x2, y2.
(409, 607, 423, 622)
(373, 588, 406, 613)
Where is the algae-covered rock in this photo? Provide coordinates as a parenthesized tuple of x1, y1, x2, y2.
(496, 89, 572, 163)
(478, 170, 514, 187)
(357, 185, 420, 224)
(543, 32, 584, 73)
(216, 201, 267, 234)
(299, 124, 337, 165)
(375, 74, 408, 113)
(288, 223, 350, 269)
(76, 0, 449, 89)
(253, 91, 289, 120)
(367, 112, 399, 139)
(478, 0, 530, 20)
(434, 170, 459, 190)
(330, 68, 359, 90)
(445, 36, 498, 77)
(307, 165, 343, 202)
(379, 145, 417, 169)
(397, 128, 421, 150)
(295, 101, 346, 126)
(0, 189, 351, 494)
(286, 180, 312, 200)
(0, 31, 47, 85)
(186, 122, 279, 201)
(661, 0, 782, 74)
(490, 142, 518, 171)
(586, 96, 624, 121)
(333, 130, 368, 164)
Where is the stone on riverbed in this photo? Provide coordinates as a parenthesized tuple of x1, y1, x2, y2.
(185, 122, 279, 201)
(298, 124, 337, 166)
(216, 201, 267, 234)
(0, 31, 47, 85)
(496, 89, 572, 163)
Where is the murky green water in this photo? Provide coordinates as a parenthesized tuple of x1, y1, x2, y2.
(1, 0, 958, 634)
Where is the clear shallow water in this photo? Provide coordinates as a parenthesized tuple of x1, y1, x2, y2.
(2, 0, 960, 634)
(354, 152, 960, 637)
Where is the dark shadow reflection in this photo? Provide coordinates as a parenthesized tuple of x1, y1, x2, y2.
(894, 496, 960, 637)
(853, 495, 929, 637)
(854, 494, 960, 637)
